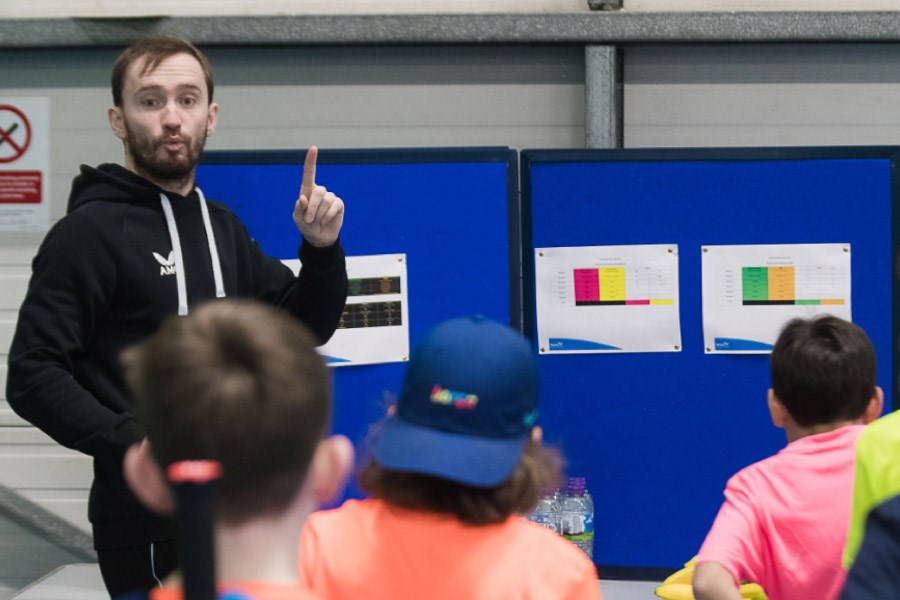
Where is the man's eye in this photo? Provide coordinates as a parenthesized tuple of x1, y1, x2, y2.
(181, 97, 197, 107)
(141, 98, 159, 108)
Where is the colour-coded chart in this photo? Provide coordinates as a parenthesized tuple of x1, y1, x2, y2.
(348, 276, 401, 297)
(572, 266, 675, 306)
(338, 301, 403, 329)
(287, 254, 410, 366)
(703, 244, 852, 354)
(536, 244, 682, 354)
(718, 265, 847, 306)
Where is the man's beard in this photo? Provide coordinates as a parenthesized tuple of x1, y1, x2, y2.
(124, 122, 207, 186)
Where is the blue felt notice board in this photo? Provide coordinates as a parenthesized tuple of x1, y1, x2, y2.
(196, 147, 519, 499)
(197, 145, 899, 573)
(521, 147, 900, 571)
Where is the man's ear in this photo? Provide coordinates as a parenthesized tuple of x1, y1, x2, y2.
(123, 440, 176, 515)
(768, 389, 789, 428)
(864, 386, 885, 424)
(206, 102, 219, 137)
(108, 106, 128, 141)
(307, 435, 354, 506)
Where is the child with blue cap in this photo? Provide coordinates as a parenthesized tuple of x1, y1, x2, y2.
(299, 316, 602, 600)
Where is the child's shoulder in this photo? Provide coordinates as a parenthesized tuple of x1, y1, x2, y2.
(861, 410, 900, 442)
(506, 517, 597, 569)
(725, 453, 784, 493)
(726, 425, 863, 493)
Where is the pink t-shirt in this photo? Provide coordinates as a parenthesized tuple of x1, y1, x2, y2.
(696, 424, 864, 600)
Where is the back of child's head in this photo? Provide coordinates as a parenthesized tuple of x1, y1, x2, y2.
(770, 315, 876, 427)
(360, 316, 562, 525)
(124, 300, 331, 525)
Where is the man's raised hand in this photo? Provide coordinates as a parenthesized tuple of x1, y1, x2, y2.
(293, 145, 344, 247)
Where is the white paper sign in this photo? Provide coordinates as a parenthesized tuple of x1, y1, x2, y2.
(534, 244, 682, 354)
(701, 243, 852, 354)
(285, 253, 410, 366)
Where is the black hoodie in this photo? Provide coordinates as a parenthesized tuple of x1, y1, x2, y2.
(6, 163, 347, 549)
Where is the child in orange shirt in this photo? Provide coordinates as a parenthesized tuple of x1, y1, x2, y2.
(300, 316, 601, 600)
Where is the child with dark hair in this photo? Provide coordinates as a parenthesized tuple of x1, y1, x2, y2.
(693, 315, 883, 600)
(121, 300, 353, 599)
(299, 316, 602, 600)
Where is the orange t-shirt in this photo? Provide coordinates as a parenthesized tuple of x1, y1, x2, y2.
(300, 498, 602, 600)
(151, 581, 319, 600)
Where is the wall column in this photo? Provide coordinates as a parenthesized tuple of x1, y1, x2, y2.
(584, 44, 623, 148)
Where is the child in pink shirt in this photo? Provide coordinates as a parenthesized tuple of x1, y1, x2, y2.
(693, 315, 883, 600)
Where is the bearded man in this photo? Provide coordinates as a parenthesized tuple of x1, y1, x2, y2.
(6, 36, 348, 596)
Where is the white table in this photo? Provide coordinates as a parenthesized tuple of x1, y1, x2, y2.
(11, 564, 661, 600)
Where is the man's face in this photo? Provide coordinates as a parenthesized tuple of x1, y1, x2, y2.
(109, 52, 218, 191)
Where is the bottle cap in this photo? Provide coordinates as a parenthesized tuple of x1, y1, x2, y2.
(566, 476, 586, 494)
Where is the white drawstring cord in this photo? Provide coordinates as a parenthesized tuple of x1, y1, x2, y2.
(159, 189, 227, 316)
(196, 187, 226, 299)
(159, 194, 188, 316)
(150, 542, 163, 588)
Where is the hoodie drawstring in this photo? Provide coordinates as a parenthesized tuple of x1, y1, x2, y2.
(196, 188, 226, 300)
(159, 194, 188, 316)
(159, 190, 226, 316)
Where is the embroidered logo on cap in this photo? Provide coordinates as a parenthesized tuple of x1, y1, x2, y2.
(430, 385, 478, 409)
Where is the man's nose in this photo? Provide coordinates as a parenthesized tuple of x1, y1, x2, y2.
(161, 101, 182, 128)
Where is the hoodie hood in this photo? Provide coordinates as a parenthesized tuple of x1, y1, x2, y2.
(67, 163, 194, 213)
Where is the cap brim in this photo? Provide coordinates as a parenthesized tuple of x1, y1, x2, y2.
(373, 415, 529, 488)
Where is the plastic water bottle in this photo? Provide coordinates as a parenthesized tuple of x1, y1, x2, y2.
(560, 477, 594, 560)
(525, 489, 561, 534)
(583, 485, 594, 559)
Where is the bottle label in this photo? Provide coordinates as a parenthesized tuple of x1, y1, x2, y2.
(527, 514, 561, 534)
(561, 512, 593, 535)
(562, 531, 593, 543)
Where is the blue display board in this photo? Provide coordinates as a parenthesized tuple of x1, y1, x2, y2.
(197, 147, 518, 498)
(521, 147, 900, 572)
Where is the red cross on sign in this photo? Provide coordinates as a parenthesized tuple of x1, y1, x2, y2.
(0, 104, 32, 164)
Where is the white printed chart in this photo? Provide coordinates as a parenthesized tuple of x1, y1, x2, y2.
(534, 244, 681, 353)
(701, 243, 851, 353)
(284, 253, 410, 366)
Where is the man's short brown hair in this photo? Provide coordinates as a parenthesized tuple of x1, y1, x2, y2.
(124, 300, 330, 524)
(111, 35, 215, 107)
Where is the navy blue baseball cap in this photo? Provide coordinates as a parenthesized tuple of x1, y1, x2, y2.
(373, 316, 540, 487)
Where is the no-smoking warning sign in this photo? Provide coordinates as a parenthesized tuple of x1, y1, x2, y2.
(0, 104, 32, 163)
(0, 97, 49, 231)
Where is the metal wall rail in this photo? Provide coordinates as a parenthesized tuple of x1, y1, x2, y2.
(2, 11, 900, 47)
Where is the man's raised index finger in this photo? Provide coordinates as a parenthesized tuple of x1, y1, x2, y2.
(300, 145, 318, 199)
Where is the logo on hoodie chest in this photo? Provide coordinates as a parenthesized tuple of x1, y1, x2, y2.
(153, 251, 177, 276)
